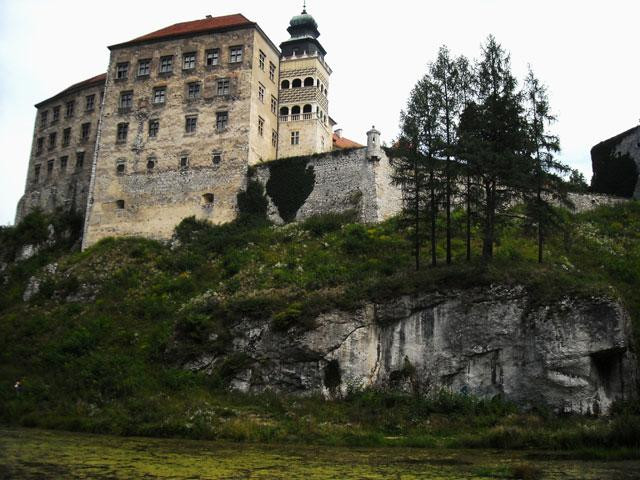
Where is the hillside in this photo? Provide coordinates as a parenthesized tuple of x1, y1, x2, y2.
(1, 203, 640, 450)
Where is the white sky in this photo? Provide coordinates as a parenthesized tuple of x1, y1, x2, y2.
(1, 0, 638, 225)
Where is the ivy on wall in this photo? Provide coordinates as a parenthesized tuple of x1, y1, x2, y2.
(266, 157, 316, 222)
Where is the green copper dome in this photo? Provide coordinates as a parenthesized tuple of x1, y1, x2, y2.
(289, 11, 318, 30)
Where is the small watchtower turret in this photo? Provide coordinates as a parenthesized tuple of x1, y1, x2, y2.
(366, 126, 381, 160)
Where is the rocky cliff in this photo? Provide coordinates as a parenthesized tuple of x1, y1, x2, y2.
(191, 286, 637, 414)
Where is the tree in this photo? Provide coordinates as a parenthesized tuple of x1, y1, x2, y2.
(522, 67, 568, 263)
(459, 36, 528, 259)
(566, 169, 589, 193)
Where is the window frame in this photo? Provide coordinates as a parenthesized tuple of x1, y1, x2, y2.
(187, 82, 201, 100)
(291, 131, 300, 145)
(206, 48, 220, 66)
(85, 94, 95, 112)
(182, 52, 196, 70)
(185, 115, 198, 134)
(116, 122, 129, 143)
(137, 59, 151, 77)
(148, 119, 159, 138)
(153, 86, 166, 104)
(216, 111, 228, 131)
(229, 46, 243, 64)
(159, 55, 173, 74)
(116, 62, 129, 80)
(217, 78, 230, 96)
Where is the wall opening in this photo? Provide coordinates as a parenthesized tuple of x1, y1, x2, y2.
(280, 106, 289, 116)
(116, 200, 125, 209)
(291, 105, 300, 115)
(304, 77, 314, 87)
(202, 193, 214, 206)
(303, 104, 312, 113)
(292, 78, 302, 88)
(281, 79, 290, 89)
(323, 359, 342, 396)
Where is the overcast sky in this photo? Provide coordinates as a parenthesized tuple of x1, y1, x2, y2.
(1, 0, 638, 225)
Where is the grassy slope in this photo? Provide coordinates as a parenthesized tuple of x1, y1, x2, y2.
(1, 203, 639, 450)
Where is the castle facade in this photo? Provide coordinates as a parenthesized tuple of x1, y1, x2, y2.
(16, 9, 401, 247)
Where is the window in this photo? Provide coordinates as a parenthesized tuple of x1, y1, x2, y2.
(258, 116, 264, 136)
(269, 62, 276, 81)
(138, 59, 151, 77)
(60, 156, 68, 172)
(36, 137, 44, 155)
(303, 104, 312, 113)
(211, 152, 222, 164)
(160, 56, 173, 73)
(271, 95, 277, 114)
(62, 128, 71, 147)
(281, 79, 290, 89)
(292, 78, 302, 88)
(258, 83, 265, 102)
(185, 116, 197, 133)
(147, 157, 155, 171)
(183, 52, 196, 70)
(116, 123, 128, 143)
(116, 62, 129, 79)
(291, 131, 300, 145)
(116, 159, 125, 175)
(187, 82, 201, 99)
(202, 193, 214, 206)
(75, 151, 84, 169)
(47, 159, 54, 176)
(206, 49, 219, 66)
(48, 132, 56, 149)
(81, 123, 90, 142)
(153, 87, 166, 104)
(216, 111, 228, 131)
(272, 130, 278, 147)
(259, 50, 266, 70)
(116, 200, 125, 209)
(230, 46, 242, 63)
(217, 79, 229, 95)
(52, 106, 60, 123)
(120, 91, 133, 109)
(65, 100, 75, 118)
(85, 94, 95, 112)
(40, 111, 48, 128)
(179, 155, 189, 169)
(280, 106, 289, 116)
(291, 105, 300, 115)
(304, 77, 314, 87)
(34, 164, 41, 183)
(148, 119, 159, 137)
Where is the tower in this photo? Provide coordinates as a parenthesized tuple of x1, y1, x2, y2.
(366, 126, 382, 160)
(277, 4, 333, 158)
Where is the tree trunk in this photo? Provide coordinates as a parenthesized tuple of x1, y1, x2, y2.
(466, 173, 471, 261)
(430, 167, 437, 267)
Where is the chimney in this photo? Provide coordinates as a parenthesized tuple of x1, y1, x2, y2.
(334, 128, 343, 138)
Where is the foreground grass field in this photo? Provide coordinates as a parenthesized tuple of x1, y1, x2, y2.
(2, 428, 640, 480)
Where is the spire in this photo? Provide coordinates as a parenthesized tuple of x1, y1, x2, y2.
(302, 0, 307, 14)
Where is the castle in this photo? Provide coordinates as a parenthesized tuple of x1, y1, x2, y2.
(15, 8, 401, 248)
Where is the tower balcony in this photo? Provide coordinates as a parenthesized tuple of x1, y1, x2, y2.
(280, 112, 318, 122)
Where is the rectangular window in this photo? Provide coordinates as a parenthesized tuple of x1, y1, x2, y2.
(216, 111, 228, 131)
(270, 95, 277, 114)
(40, 111, 48, 128)
(217, 79, 229, 95)
(148, 119, 159, 137)
(76, 151, 84, 169)
(230, 46, 242, 63)
(258, 116, 264, 136)
(185, 116, 197, 133)
(52, 106, 60, 123)
(62, 127, 71, 147)
(258, 83, 265, 102)
(34, 164, 41, 183)
(81, 123, 90, 141)
(259, 50, 266, 70)
(65, 100, 75, 118)
(160, 56, 173, 73)
(269, 62, 276, 81)
(291, 131, 299, 145)
(117, 122, 129, 143)
(120, 91, 133, 109)
(272, 130, 278, 147)
(180, 155, 189, 169)
(183, 52, 196, 70)
(47, 159, 54, 176)
(60, 156, 68, 172)
(48, 132, 56, 149)
(212, 152, 222, 164)
(138, 59, 151, 76)
(36, 137, 44, 155)
(153, 87, 166, 104)
(187, 82, 201, 99)
(85, 94, 95, 112)
(116, 62, 129, 79)
(206, 49, 219, 66)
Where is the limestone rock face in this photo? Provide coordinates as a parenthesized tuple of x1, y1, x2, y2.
(203, 286, 638, 414)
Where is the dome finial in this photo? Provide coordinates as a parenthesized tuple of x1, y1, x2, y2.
(302, 0, 307, 14)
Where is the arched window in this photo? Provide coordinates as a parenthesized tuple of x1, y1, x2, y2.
(291, 105, 301, 114)
(304, 77, 314, 87)
(303, 104, 312, 113)
(292, 78, 302, 88)
(281, 79, 290, 89)
(280, 106, 289, 116)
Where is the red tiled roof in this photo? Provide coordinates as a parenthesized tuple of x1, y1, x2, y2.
(333, 133, 364, 150)
(35, 73, 106, 108)
(110, 14, 255, 49)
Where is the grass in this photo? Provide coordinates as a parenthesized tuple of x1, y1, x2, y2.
(1, 203, 640, 451)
